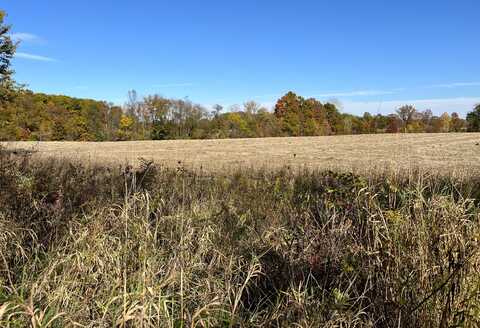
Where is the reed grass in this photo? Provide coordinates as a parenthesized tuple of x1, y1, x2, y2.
(0, 149, 479, 327)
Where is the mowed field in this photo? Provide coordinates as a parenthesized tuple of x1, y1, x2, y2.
(3, 133, 480, 173)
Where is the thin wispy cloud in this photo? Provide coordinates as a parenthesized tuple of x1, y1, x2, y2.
(252, 93, 285, 101)
(10, 32, 42, 43)
(16, 52, 56, 62)
(254, 84, 478, 102)
(187, 87, 479, 113)
(252, 89, 397, 101)
(426, 82, 480, 89)
(253, 93, 282, 100)
(153, 83, 194, 88)
(342, 97, 480, 116)
(202, 96, 480, 115)
(313, 90, 395, 98)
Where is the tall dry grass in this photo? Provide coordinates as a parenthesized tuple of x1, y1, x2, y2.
(0, 149, 479, 327)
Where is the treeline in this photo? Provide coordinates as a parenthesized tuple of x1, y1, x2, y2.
(273, 91, 474, 135)
(1, 88, 480, 141)
(1, 10, 480, 141)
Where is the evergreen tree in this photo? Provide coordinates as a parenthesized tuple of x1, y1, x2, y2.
(0, 10, 17, 102)
(466, 104, 480, 132)
(0, 11, 15, 80)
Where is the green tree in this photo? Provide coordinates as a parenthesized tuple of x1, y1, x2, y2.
(0, 11, 15, 80)
(52, 121, 66, 140)
(255, 109, 282, 137)
(0, 10, 17, 102)
(323, 103, 342, 134)
(144, 95, 171, 140)
(466, 104, 480, 132)
(274, 91, 303, 136)
(224, 112, 251, 137)
(361, 112, 375, 133)
(406, 121, 424, 133)
(372, 114, 389, 132)
(274, 92, 330, 136)
(65, 115, 88, 140)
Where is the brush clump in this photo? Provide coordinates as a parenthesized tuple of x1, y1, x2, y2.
(0, 151, 479, 327)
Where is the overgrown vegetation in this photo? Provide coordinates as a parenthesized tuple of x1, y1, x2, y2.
(1, 150, 479, 327)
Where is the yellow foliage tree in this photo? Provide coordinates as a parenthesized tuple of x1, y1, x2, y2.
(439, 112, 451, 132)
(120, 115, 134, 131)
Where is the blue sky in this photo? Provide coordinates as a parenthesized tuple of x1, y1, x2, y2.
(3, 0, 480, 115)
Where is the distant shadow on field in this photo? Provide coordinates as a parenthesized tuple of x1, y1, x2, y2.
(0, 148, 38, 156)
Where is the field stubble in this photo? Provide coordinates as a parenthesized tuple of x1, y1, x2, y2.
(3, 133, 480, 174)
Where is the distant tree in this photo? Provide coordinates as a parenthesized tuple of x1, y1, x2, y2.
(120, 115, 134, 130)
(255, 109, 282, 137)
(65, 115, 88, 140)
(428, 116, 438, 132)
(425, 113, 448, 133)
(243, 101, 260, 115)
(151, 120, 170, 140)
(396, 105, 416, 132)
(212, 104, 223, 118)
(421, 109, 433, 124)
(438, 112, 451, 132)
(373, 114, 389, 132)
(224, 112, 250, 137)
(386, 115, 401, 133)
(52, 121, 66, 140)
(116, 114, 134, 140)
(450, 112, 465, 132)
(323, 103, 342, 133)
(406, 120, 424, 133)
(420, 109, 434, 132)
(274, 92, 345, 136)
(361, 112, 376, 133)
(106, 105, 123, 140)
(143, 95, 170, 139)
(340, 116, 352, 134)
(125, 90, 150, 138)
(125, 90, 139, 117)
(274, 92, 300, 118)
(303, 98, 327, 135)
(274, 92, 304, 136)
(466, 104, 480, 132)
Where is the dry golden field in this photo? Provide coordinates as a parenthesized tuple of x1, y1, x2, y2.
(3, 133, 480, 173)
